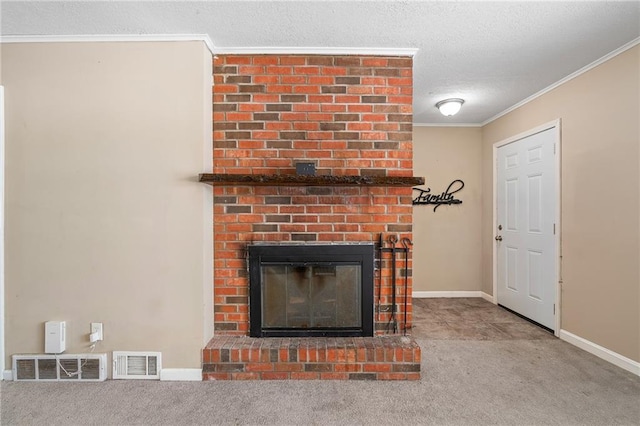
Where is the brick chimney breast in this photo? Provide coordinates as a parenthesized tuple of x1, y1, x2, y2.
(212, 54, 414, 336)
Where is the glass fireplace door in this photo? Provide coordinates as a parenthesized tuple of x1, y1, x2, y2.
(261, 263, 362, 330)
(248, 243, 374, 337)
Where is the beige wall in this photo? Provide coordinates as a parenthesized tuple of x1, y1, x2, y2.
(481, 46, 640, 362)
(1, 41, 213, 371)
(1, 39, 637, 375)
(413, 127, 483, 292)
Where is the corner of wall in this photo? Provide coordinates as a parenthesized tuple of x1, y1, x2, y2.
(0, 85, 5, 374)
(202, 44, 214, 345)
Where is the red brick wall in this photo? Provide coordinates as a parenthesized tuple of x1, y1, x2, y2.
(212, 54, 414, 335)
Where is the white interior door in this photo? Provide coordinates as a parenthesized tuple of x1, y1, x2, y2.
(496, 127, 557, 330)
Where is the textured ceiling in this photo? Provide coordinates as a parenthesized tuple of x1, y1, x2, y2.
(2, 1, 639, 125)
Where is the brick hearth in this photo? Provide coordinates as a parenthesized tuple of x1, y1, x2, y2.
(205, 53, 420, 380)
(203, 336, 420, 381)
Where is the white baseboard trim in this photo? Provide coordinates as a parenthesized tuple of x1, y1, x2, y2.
(413, 291, 483, 298)
(559, 330, 640, 377)
(160, 368, 202, 381)
(480, 292, 495, 304)
(3, 370, 13, 381)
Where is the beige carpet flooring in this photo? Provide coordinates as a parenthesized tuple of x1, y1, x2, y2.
(2, 298, 639, 425)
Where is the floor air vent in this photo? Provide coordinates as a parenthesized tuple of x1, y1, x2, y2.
(12, 354, 107, 381)
(113, 351, 161, 379)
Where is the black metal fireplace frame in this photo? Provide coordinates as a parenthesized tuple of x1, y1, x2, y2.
(248, 244, 374, 338)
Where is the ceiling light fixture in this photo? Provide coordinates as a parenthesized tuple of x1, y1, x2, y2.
(436, 98, 465, 116)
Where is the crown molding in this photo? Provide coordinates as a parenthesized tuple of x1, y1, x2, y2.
(413, 122, 482, 128)
(0, 35, 417, 58)
(3, 33, 635, 129)
(212, 46, 418, 57)
(481, 36, 640, 127)
(0, 34, 216, 55)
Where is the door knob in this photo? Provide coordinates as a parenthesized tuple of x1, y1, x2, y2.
(495, 235, 503, 241)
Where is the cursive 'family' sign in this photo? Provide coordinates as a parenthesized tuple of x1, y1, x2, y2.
(412, 180, 464, 212)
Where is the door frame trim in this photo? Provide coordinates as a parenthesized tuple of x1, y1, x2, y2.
(492, 119, 561, 336)
(0, 86, 5, 375)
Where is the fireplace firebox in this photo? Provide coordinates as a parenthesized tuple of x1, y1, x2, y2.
(248, 244, 374, 337)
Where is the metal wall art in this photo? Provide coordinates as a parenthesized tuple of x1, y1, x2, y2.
(412, 179, 464, 212)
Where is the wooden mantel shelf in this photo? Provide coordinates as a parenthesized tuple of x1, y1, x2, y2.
(199, 173, 425, 187)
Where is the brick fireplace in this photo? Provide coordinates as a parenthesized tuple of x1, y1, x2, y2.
(202, 54, 422, 380)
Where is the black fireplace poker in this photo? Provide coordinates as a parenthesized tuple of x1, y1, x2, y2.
(401, 237, 413, 335)
(379, 233, 412, 334)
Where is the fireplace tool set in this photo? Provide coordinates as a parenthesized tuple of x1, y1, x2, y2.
(378, 234, 413, 335)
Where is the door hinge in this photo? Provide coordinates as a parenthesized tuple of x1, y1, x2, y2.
(553, 304, 556, 315)
(553, 223, 556, 235)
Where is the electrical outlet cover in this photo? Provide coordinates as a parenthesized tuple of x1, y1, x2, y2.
(90, 323, 103, 341)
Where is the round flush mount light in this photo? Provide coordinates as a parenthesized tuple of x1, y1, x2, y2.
(436, 98, 465, 116)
